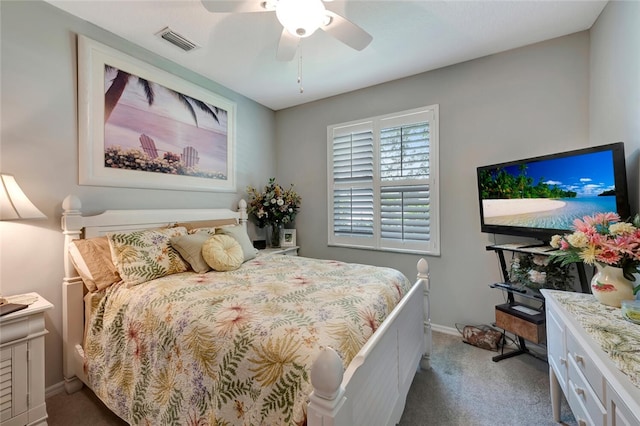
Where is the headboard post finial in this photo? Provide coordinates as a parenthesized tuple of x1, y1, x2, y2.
(238, 199, 248, 227)
(62, 195, 82, 212)
(61, 195, 83, 236)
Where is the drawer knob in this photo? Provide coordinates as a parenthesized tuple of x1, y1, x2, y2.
(575, 387, 585, 397)
(560, 357, 567, 365)
(574, 354, 584, 364)
(578, 420, 587, 426)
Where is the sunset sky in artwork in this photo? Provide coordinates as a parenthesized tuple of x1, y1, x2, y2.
(104, 66, 228, 175)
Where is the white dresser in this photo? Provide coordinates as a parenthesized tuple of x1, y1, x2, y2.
(0, 293, 53, 426)
(542, 290, 640, 426)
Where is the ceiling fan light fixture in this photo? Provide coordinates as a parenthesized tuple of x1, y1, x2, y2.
(276, 0, 326, 37)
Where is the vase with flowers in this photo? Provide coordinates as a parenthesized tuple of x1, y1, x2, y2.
(550, 212, 640, 307)
(246, 178, 301, 248)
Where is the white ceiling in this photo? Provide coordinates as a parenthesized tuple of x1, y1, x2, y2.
(45, 0, 607, 111)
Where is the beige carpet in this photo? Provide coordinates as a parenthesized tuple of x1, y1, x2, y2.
(46, 331, 576, 425)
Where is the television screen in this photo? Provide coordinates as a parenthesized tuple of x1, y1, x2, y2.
(477, 142, 630, 243)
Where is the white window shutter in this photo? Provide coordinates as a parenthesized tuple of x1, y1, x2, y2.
(328, 105, 439, 255)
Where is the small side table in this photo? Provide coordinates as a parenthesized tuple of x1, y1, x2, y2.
(0, 293, 53, 426)
(260, 246, 299, 256)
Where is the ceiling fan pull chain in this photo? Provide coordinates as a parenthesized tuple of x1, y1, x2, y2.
(298, 46, 304, 94)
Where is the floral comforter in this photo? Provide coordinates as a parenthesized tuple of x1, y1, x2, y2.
(84, 254, 411, 425)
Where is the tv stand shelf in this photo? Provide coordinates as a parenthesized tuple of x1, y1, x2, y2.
(486, 243, 589, 293)
(489, 283, 547, 362)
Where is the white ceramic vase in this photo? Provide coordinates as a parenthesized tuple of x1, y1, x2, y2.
(591, 264, 634, 308)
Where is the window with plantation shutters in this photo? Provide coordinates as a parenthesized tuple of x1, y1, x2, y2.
(328, 105, 439, 255)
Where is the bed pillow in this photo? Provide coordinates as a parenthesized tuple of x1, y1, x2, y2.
(216, 225, 258, 262)
(170, 232, 212, 274)
(202, 235, 244, 271)
(187, 227, 218, 236)
(68, 236, 121, 292)
(108, 227, 190, 287)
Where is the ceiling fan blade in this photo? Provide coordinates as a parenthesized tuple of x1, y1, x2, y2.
(276, 28, 299, 61)
(201, 0, 267, 13)
(322, 10, 372, 51)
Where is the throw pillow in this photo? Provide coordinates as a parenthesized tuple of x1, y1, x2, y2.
(202, 234, 244, 271)
(216, 225, 258, 262)
(170, 232, 212, 274)
(68, 236, 121, 292)
(108, 227, 189, 287)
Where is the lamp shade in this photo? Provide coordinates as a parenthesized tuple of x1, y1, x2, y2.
(0, 174, 46, 220)
(276, 0, 326, 37)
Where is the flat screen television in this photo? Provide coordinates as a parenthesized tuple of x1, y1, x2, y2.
(477, 142, 630, 243)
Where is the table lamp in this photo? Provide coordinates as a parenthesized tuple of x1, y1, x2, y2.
(0, 173, 46, 304)
(0, 173, 46, 220)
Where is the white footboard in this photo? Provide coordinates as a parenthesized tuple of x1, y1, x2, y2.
(308, 258, 431, 426)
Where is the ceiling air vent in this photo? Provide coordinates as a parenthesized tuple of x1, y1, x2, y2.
(156, 27, 199, 52)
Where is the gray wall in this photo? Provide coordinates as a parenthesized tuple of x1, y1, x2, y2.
(0, 0, 277, 388)
(276, 1, 640, 335)
(590, 0, 640, 211)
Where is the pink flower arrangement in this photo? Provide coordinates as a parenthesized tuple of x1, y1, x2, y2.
(550, 212, 640, 294)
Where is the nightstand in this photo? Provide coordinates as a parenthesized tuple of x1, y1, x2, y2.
(260, 246, 299, 256)
(0, 293, 53, 426)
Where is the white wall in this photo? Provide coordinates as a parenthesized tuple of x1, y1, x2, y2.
(589, 0, 640, 212)
(276, 33, 592, 332)
(0, 0, 277, 388)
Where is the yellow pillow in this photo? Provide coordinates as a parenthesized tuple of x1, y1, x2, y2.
(202, 235, 244, 271)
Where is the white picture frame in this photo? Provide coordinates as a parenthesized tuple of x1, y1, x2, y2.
(77, 35, 236, 192)
(282, 229, 296, 247)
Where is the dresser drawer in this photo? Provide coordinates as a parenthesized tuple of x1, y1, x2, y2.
(0, 319, 29, 346)
(566, 331, 605, 404)
(568, 356, 606, 426)
(546, 307, 567, 390)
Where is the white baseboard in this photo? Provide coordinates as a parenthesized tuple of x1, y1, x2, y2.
(431, 323, 459, 336)
(45, 381, 66, 399)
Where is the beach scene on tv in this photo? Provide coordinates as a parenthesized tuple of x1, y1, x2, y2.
(478, 150, 617, 231)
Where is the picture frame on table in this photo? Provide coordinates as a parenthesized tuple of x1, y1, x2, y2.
(282, 229, 296, 247)
(77, 35, 236, 192)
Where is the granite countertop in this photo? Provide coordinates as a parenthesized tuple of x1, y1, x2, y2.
(547, 290, 640, 389)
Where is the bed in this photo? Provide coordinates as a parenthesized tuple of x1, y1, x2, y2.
(61, 195, 431, 426)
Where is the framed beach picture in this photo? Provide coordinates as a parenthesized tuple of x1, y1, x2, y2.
(282, 229, 296, 247)
(77, 35, 236, 192)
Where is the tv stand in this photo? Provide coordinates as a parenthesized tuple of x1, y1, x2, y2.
(485, 243, 590, 362)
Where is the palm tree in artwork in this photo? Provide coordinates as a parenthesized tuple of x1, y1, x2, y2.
(104, 68, 135, 121)
(103, 65, 224, 125)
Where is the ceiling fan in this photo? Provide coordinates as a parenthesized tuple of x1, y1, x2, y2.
(201, 0, 373, 61)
